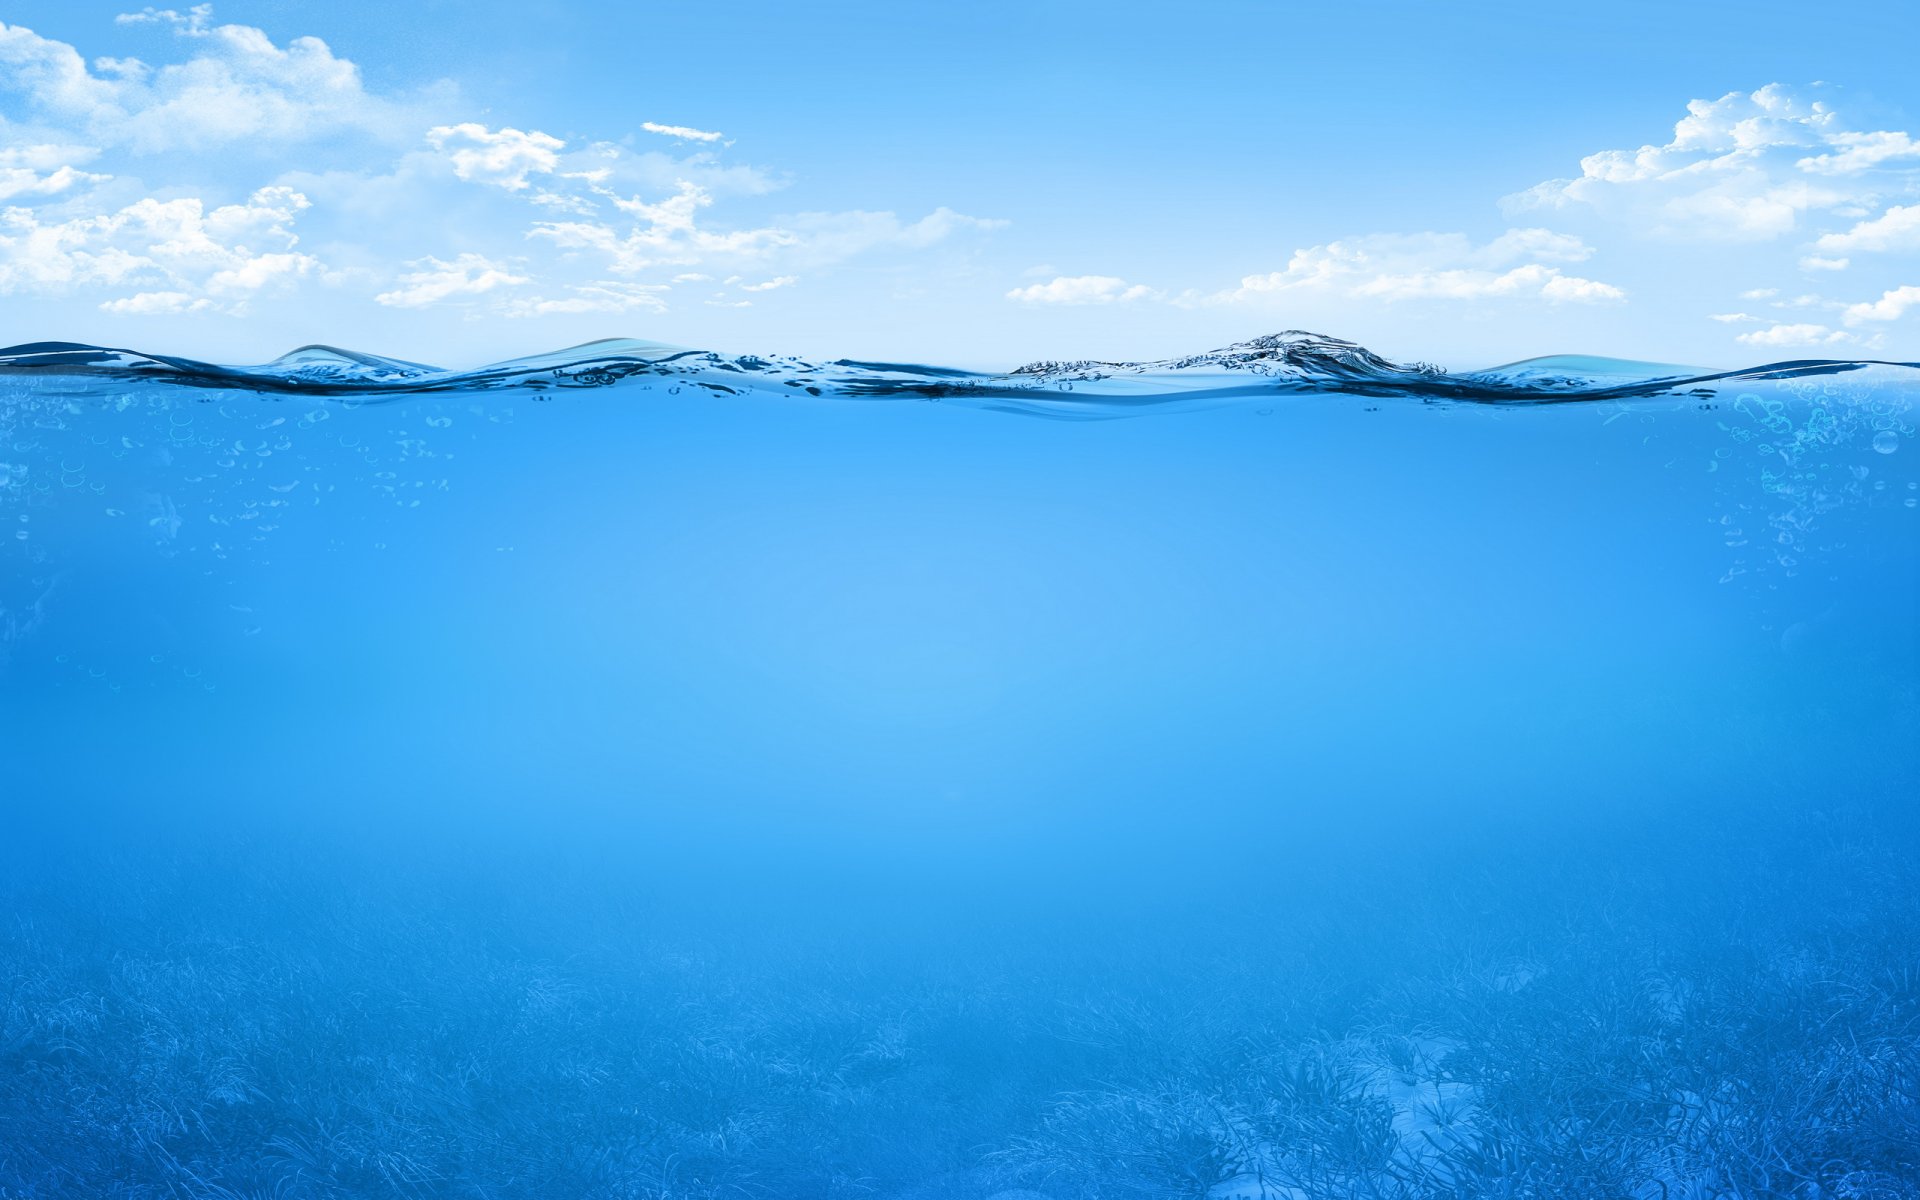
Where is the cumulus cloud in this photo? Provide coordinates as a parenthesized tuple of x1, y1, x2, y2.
(0, 9, 430, 151)
(427, 123, 564, 190)
(1815, 204, 1920, 255)
(1503, 85, 1917, 242)
(1215, 229, 1623, 305)
(1006, 275, 1157, 305)
(1843, 285, 1920, 325)
(0, 12, 1005, 323)
(641, 121, 725, 143)
(0, 184, 318, 311)
(374, 253, 527, 308)
(1799, 255, 1850, 271)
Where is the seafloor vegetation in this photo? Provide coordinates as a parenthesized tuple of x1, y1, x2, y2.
(2, 798, 1915, 1200)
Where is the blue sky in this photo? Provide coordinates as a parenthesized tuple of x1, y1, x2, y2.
(2, 0, 1917, 368)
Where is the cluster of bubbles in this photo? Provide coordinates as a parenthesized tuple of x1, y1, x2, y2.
(0, 380, 494, 689)
(1708, 376, 1915, 586)
(0, 384, 51, 670)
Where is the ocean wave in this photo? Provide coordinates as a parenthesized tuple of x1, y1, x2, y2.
(2, 330, 1915, 411)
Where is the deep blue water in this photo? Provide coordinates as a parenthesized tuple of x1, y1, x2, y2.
(2, 333, 1917, 1199)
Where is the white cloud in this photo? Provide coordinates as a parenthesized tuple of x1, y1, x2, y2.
(206, 250, 315, 292)
(1006, 274, 1157, 305)
(1657, 184, 1850, 239)
(0, 21, 121, 118)
(1799, 254, 1850, 271)
(1843, 285, 1920, 324)
(0, 14, 994, 324)
(526, 188, 598, 215)
(0, 143, 99, 171)
(0, 184, 318, 311)
(374, 253, 527, 308)
(1741, 287, 1781, 299)
(1768, 292, 1842, 311)
(0, 146, 110, 201)
(1216, 229, 1622, 305)
(526, 192, 1002, 280)
(427, 122, 564, 191)
(502, 280, 667, 317)
(1815, 204, 1920, 255)
(1361, 264, 1625, 303)
(1735, 322, 1858, 347)
(641, 121, 725, 143)
(1504, 85, 1917, 241)
(779, 207, 1009, 263)
(529, 185, 793, 275)
(1, 9, 430, 151)
(1796, 130, 1920, 174)
(99, 289, 211, 314)
(115, 5, 214, 33)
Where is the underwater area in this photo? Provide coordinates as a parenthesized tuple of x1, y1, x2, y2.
(1, 332, 1917, 1199)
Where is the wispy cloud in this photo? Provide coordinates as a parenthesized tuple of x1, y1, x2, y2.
(374, 253, 528, 308)
(1007, 275, 1157, 305)
(642, 121, 726, 143)
(501, 280, 668, 317)
(1735, 322, 1858, 348)
(1211, 229, 1623, 305)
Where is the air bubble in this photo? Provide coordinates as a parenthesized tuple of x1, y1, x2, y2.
(1873, 430, 1899, 454)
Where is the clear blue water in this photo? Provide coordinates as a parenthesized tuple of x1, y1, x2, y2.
(2, 333, 1917, 1198)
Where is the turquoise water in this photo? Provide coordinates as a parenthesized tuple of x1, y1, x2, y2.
(2, 334, 1917, 1198)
